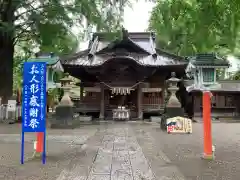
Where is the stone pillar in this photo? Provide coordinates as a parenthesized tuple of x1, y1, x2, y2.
(137, 84, 143, 120)
(99, 84, 105, 120)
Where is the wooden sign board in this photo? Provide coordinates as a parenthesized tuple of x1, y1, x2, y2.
(166, 116, 192, 134)
(142, 88, 162, 92)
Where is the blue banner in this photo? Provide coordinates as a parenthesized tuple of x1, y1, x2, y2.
(22, 62, 47, 132)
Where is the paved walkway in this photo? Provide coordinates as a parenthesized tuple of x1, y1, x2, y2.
(0, 123, 184, 180)
(56, 126, 182, 180)
(1, 122, 240, 180)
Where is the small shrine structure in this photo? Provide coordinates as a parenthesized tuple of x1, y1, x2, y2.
(27, 52, 64, 90)
(186, 53, 240, 118)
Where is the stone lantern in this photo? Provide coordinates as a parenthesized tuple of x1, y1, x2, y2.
(166, 72, 181, 108)
(59, 73, 73, 106)
(50, 73, 76, 128)
(161, 72, 185, 130)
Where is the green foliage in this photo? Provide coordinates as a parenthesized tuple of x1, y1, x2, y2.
(3, 0, 129, 92)
(149, 0, 240, 56)
(227, 70, 240, 80)
(13, 0, 127, 53)
(13, 56, 24, 92)
(47, 88, 60, 103)
(216, 68, 225, 80)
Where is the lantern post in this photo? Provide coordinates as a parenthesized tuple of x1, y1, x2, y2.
(186, 53, 229, 160)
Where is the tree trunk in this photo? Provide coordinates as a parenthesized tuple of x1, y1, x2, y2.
(0, 39, 14, 103)
(0, 0, 15, 103)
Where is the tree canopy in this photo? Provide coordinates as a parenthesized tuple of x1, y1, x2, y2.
(13, 0, 127, 53)
(149, 0, 240, 56)
(0, 0, 128, 100)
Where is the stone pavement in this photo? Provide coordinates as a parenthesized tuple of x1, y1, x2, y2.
(56, 125, 184, 180)
(1, 122, 240, 180)
(0, 123, 184, 180)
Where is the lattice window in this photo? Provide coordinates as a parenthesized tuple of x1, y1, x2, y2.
(202, 68, 215, 83)
(225, 95, 233, 107)
(86, 92, 93, 96)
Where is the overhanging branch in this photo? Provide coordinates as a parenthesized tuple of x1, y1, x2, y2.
(14, 1, 50, 20)
(14, 2, 77, 21)
(13, 21, 36, 44)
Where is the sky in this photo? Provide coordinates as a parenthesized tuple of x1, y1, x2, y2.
(123, 1, 155, 32)
(226, 55, 240, 73)
(78, 1, 154, 49)
(123, 1, 239, 71)
(77, 1, 239, 72)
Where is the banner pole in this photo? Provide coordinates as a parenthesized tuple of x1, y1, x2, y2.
(42, 131, 46, 164)
(21, 131, 25, 164)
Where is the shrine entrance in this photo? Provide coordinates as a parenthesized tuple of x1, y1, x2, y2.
(105, 87, 138, 120)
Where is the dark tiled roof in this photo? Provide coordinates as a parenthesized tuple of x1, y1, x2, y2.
(62, 51, 187, 66)
(61, 30, 186, 67)
(188, 53, 229, 66)
(91, 32, 154, 41)
(155, 48, 186, 61)
(95, 38, 152, 55)
(60, 49, 89, 64)
(90, 31, 155, 55)
(62, 53, 186, 67)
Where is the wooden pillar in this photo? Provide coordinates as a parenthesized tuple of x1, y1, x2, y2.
(162, 77, 167, 104)
(99, 84, 105, 119)
(80, 83, 84, 101)
(137, 84, 143, 120)
(202, 91, 213, 159)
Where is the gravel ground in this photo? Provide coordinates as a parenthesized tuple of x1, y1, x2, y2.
(0, 124, 99, 180)
(0, 122, 240, 180)
(131, 122, 240, 180)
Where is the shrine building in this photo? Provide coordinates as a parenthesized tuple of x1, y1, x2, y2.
(61, 29, 240, 120)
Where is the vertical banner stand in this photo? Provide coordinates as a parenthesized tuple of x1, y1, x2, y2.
(202, 91, 213, 160)
(20, 62, 47, 164)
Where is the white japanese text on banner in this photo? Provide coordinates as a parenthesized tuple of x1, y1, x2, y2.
(22, 62, 47, 132)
